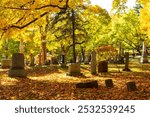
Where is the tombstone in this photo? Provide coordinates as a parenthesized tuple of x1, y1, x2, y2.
(76, 80, 98, 88)
(98, 61, 108, 73)
(126, 82, 137, 91)
(1, 59, 12, 69)
(105, 79, 113, 88)
(51, 57, 58, 64)
(123, 52, 131, 71)
(91, 50, 97, 74)
(9, 53, 27, 77)
(45, 60, 50, 65)
(67, 63, 82, 76)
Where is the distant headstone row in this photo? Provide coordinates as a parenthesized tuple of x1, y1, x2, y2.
(76, 80, 137, 91)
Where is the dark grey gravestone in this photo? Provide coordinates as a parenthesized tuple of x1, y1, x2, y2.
(76, 81, 98, 88)
(98, 61, 108, 73)
(105, 79, 113, 88)
(126, 82, 137, 91)
(9, 53, 27, 77)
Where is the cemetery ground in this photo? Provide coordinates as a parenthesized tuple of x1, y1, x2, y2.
(0, 59, 150, 100)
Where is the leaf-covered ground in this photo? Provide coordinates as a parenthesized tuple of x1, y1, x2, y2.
(0, 61, 150, 100)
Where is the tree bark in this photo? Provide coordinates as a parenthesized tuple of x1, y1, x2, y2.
(40, 26, 47, 65)
(81, 46, 85, 62)
(41, 40, 47, 64)
(71, 9, 76, 63)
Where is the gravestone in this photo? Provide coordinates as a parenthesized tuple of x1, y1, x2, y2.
(123, 52, 131, 71)
(126, 82, 137, 91)
(91, 51, 97, 74)
(76, 80, 98, 88)
(45, 60, 50, 65)
(105, 79, 113, 88)
(1, 59, 12, 69)
(9, 53, 27, 77)
(67, 63, 82, 76)
(51, 57, 58, 64)
(98, 61, 108, 73)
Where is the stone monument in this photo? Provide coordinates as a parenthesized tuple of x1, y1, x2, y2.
(9, 53, 27, 77)
(67, 63, 82, 76)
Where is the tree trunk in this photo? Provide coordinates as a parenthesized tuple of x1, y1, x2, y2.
(19, 39, 24, 54)
(81, 46, 85, 62)
(71, 9, 76, 63)
(91, 50, 97, 74)
(40, 25, 47, 65)
(41, 38, 47, 65)
(140, 41, 148, 63)
(4, 39, 8, 59)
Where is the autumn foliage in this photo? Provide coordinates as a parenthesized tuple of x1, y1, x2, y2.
(0, 61, 150, 100)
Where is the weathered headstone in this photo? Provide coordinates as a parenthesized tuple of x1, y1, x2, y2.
(76, 80, 98, 88)
(1, 59, 12, 69)
(123, 52, 131, 71)
(126, 82, 137, 91)
(105, 79, 113, 88)
(67, 63, 82, 76)
(51, 57, 58, 64)
(45, 60, 50, 65)
(91, 50, 97, 74)
(98, 61, 108, 73)
(9, 53, 27, 77)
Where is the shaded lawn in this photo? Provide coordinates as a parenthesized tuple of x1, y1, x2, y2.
(0, 62, 150, 100)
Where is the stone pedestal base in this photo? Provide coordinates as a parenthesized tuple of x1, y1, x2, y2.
(9, 69, 27, 77)
(67, 63, 82, 76)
